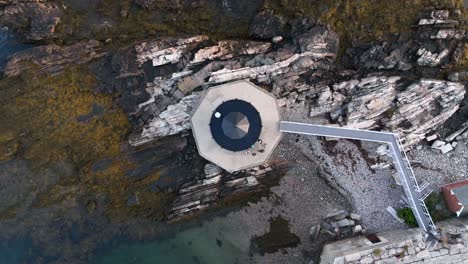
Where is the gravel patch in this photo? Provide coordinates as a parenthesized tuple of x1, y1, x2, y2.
(410, 140, 468, 188)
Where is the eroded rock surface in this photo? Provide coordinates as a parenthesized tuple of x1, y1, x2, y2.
(4, 40, 106, 77)
(0, 0, 63, 41)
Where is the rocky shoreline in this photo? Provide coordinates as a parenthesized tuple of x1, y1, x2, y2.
(0, 1, 467, 263)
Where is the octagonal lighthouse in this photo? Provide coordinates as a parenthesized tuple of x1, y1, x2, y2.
(191, 80, 282, 172)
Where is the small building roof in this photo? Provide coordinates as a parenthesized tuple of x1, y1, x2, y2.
(441, 179, 468, 216)
(209, 99, 262, 151)
(191, 80, 282, 172)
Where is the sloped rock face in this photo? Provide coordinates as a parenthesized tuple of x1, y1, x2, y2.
(167, 162, 286, 221)
(125, 24, 339, 146)
(339, 76, 400, 129)
(386, 80, 466, 146)
(0, 0, 63, 41)
(129, 93, 200, 146)
(3, 40, 106, 77)
(318, 77, 465, 146)
(120, 9, 466, 148)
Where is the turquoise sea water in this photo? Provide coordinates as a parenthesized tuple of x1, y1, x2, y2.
(94, 216, 254, 264)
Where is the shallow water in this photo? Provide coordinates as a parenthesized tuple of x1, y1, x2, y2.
(94, 216, 254, 264)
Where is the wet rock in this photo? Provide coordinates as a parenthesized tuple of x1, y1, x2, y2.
(251, 216, 300, 255)
(249, 10, 285, 39)
(167, 163, 283, 221)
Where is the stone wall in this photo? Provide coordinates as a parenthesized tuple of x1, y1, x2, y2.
(320, 218, 468, 264)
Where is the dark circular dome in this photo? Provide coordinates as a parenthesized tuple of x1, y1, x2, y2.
(210, 100, 262, 151)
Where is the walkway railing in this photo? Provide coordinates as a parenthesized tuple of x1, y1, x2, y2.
(395, 134, 437, 231)
(279, 121, 437, 234)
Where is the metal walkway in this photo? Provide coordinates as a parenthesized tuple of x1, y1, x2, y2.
(280, 121, 437, 234)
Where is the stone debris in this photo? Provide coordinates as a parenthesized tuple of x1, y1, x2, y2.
(320, 211, 366, 239)
(350, 213, 362, 221)
(425, 134, 438, 142)
(431, 140, 455, 154)
(376, 145, 390, 156)
(439, 143, 454, 154)
(445, 121, 468, 142)
(126, 193, 140, 207)
(431, 140, 446, 149)
(272, 36, 283, 43)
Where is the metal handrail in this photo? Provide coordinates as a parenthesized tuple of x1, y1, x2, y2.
(420, 199, 437, 230)
(279, 121, 438, 234)
(395, 135, 421, 190)
(394, 134, 436, 230)
(421, 189, 434, 201)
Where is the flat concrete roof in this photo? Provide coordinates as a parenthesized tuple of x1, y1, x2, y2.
(191, 80, 282, 172)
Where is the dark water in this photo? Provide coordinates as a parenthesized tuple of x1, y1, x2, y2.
(0, 27, 32, 71)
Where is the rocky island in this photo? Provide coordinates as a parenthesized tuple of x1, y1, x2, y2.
(0, 1, 467, 263)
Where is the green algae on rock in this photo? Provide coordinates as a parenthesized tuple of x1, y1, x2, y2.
(0, 67, 130, 166)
